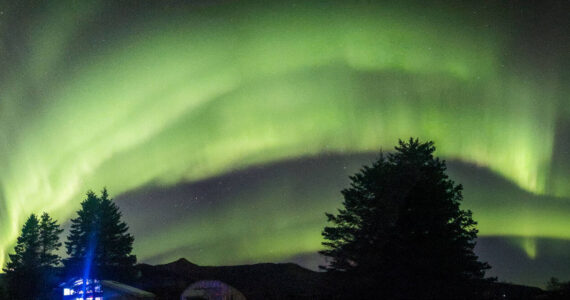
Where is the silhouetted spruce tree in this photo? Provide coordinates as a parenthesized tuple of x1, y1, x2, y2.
(38, 212, 63, 296)
(2, 212, 63, 300)
(65, 189, 136, 282)
(321, 138, 490, 298)
(3, 214, 41, 299)
(38, 213, 63, 268)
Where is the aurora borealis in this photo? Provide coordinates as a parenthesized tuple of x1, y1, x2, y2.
(0, 0, 568, 287)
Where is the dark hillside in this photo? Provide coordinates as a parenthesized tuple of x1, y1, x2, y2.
(134, 258, 550, 300)
(135, 258, 335, 299)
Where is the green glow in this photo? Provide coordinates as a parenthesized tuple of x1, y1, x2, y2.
(0, 1, 568, 268)
(523, 237, 537, 260)
(505, 236, 538, 260)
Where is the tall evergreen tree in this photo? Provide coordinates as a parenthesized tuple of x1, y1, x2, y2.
(321, 138, 490, 298)
(38, 212, 63, 268)
(64, 190, 100, 278)
(3, 214, 41, 299)
(65, 189, 136, 281)
(2, 212, 63, 300)
(37, 212, 64, 297)
(4, 214, 40, 272)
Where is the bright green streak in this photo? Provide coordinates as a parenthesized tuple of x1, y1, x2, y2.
(0, 1, 568, 267)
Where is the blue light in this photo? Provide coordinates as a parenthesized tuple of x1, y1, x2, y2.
(81, 231, 98, 299)
(63, 278, 103, 300)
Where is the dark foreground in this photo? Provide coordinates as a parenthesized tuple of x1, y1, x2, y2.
(135, 258, 549, 300)
(0, 258, 563, 299)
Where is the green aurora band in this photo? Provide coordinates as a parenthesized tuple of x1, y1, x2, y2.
(0, 0, 568, 269)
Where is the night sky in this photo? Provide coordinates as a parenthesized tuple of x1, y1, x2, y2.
(0, 0, 568, 288)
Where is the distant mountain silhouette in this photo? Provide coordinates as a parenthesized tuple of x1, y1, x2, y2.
(133, 258, 548, 300)
(154, 258, 199, 273)
(135, 258, 333, 299)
